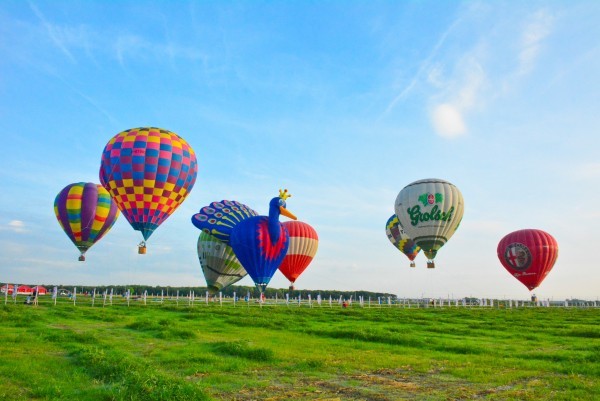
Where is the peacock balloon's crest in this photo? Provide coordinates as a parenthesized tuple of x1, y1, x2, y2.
(279, 188, 291, 201)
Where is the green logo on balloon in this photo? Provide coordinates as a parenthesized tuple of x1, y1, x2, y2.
(409, 193, 452, 226)
(418, 192, 443, 207)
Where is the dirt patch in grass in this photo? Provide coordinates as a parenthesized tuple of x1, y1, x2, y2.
(207, 367, 507, 401)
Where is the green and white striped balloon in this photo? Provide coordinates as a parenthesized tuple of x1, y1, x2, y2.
(197, 231, 247, 293)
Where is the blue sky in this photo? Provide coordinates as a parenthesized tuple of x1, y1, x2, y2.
(1, 1, 599, 299)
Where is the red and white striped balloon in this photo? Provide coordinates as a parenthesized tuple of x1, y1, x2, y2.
(278, 221, 318, 285)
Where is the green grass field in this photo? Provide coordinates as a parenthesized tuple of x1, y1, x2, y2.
(0, 297, 598, 400)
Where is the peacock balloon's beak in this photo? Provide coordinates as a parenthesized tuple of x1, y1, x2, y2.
(279, 206, 297, 220)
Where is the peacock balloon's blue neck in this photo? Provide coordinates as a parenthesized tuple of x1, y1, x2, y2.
(267, 197, 282, 244)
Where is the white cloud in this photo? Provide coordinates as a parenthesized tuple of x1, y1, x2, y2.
(114, 34, 207, 69)
(518, 9, 554, 75)
(383, 15, 464, 116)
(396, 7, 552, 139)
(431, 103, 466, 138)
(428, 52, 486, 138)
(427, 63, 445, 88)
(454, 59, 485, 110)
(28, 1, 76, 63)
(3, 220, 28, 234)
(115, 35, 143, 67)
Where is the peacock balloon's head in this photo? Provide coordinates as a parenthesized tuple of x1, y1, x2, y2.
(269, 189, 296, 220)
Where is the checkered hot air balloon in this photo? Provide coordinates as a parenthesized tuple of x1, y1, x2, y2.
(99, 127, 198, 253)
(278, 221, 318, 289)
(54, 182, 120, 261)
(385, 215, 420, 267)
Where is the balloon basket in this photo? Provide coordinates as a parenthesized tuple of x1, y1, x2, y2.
(427, 261, 435, 269)
(289, 284, 295, 291)
(78, 255, 85, 262)
(138, 245, 147, 255)
(256, 283, 268, 293)
(410, 262, 415, 268)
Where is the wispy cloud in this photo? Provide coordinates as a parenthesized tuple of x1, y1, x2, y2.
(428, 8, 553, 138)
(0, 220, 28, 234)
(383, 17, 464, 116)
(28, 1, 76, 63)
(30, 66, 120, 125)
(547, 45, 600, 88)
(114, 34, 207, 70)
(384, 6, 555, 139)
(65, 81, 119, 125)
(518, 9, 554, 76)
(115, 35, 143, 68)
(429, 53, 486, 138)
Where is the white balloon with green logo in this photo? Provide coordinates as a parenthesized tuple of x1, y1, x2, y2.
(197, 232, 247, 293)
(394, 179, 464, 268)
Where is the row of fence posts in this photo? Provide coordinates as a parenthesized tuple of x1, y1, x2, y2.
(2, 284, 599, 308)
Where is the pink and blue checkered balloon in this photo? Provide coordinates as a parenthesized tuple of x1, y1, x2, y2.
(99, 127, 198, 241)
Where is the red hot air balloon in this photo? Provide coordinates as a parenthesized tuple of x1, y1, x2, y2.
(278, 221, 318, 289)
(497, 229, 558, 291)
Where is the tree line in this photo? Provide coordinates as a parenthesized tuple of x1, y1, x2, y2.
(32, 283, 397, 300)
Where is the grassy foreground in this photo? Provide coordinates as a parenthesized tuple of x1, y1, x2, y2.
(0, 299, 598, 400)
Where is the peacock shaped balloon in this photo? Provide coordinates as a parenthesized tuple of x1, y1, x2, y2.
(191, 189, 297, 292)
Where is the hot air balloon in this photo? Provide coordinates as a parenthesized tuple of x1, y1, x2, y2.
(278, 221, 318, 290)
(191, 190, 296, 292)
(54, 182, 120, 261)
(394, 179, 464, 268)
(497, 229, 558, 291)
(385, 215, 420, 267)
(99, 127, 198, 253)
(197, 231, 247, 293)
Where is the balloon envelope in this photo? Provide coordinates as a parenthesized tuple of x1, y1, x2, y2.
(385, 215, 420, 264)
(192, 194, 293, 292)
(54, 182, 120, 259)
(99, 127, 198, 241)
(191, 200, 258, 244)
(230, 216, 289, 291)
(197, 231, 247, 293)
(394, 178, 464, 266)
(497, 229, 558, 291)
(278, 221, 318, 284)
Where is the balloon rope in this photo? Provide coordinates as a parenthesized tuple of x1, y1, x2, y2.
(204, 265, 245, 279)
